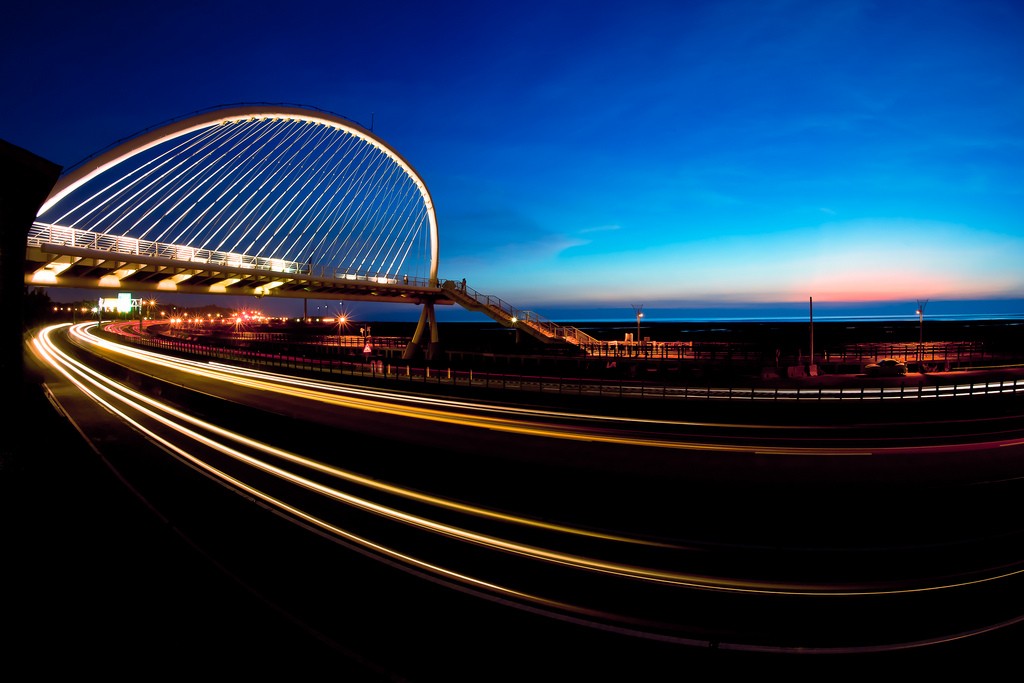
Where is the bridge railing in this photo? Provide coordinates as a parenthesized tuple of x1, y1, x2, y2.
(442, 279, 601, 347)
(28, 222, 429, 285)
(442, 279, 518, 319)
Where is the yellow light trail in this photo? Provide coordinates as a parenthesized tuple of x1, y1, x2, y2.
(77, 322, 1023, 459)
(44, 324, 675, 548)
(35, 324, 1024, 598)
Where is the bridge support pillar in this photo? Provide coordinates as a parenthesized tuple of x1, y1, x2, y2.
(404, 300, 441, 361)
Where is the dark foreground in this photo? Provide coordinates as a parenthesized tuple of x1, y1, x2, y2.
(8, 379, 1024, 680)
(5, 319, 1024, 679)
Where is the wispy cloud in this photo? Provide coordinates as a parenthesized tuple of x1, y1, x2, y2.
(578, 224, 621, 234)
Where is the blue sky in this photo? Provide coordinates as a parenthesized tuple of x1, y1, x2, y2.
(3, 0, 1022, 321)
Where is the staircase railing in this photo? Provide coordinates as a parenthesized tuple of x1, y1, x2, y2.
(441, 279, 601, 349)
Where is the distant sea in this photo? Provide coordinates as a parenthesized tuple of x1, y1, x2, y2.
(426, 299, 1024, 325)
(51, 288, 1023, 325)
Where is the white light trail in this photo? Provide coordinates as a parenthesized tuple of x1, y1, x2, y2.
(28, 323, 1024, 651)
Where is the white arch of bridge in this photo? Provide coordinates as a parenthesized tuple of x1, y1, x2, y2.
(37, 104, 439, 287)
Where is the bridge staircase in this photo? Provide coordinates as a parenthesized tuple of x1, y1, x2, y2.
(440, 280, 601, 352)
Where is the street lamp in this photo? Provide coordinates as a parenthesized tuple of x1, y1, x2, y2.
(145, 299, 157, 331)
(916, 299, 928, 366)
(632, 304, 644, 355)
(337, 313, 348, 346)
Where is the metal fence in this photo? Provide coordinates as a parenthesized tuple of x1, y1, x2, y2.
(123, 331, 1024, 402)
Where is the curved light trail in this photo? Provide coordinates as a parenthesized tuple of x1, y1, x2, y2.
(71, 322, 1024, 458)
(28, 322, 1024, 652)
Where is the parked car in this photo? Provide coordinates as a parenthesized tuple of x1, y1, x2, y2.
(864, 358, 908, 377)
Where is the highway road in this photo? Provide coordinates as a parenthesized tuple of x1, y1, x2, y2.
(13, 322, 1024, 677)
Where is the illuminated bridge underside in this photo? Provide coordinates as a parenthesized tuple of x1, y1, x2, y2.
(26, 239, 447, 305)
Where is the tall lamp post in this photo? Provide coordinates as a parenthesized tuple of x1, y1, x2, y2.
(916, 299, 928, 366)
(337, 313, 348, 347)
(632, 304, 644, 356)
(809, 296, 814, 368)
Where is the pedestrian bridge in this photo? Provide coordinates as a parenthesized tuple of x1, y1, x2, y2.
(24, 103, 598, 356)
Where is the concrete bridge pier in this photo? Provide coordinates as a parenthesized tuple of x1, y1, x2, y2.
(404, 300, 442, 361)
